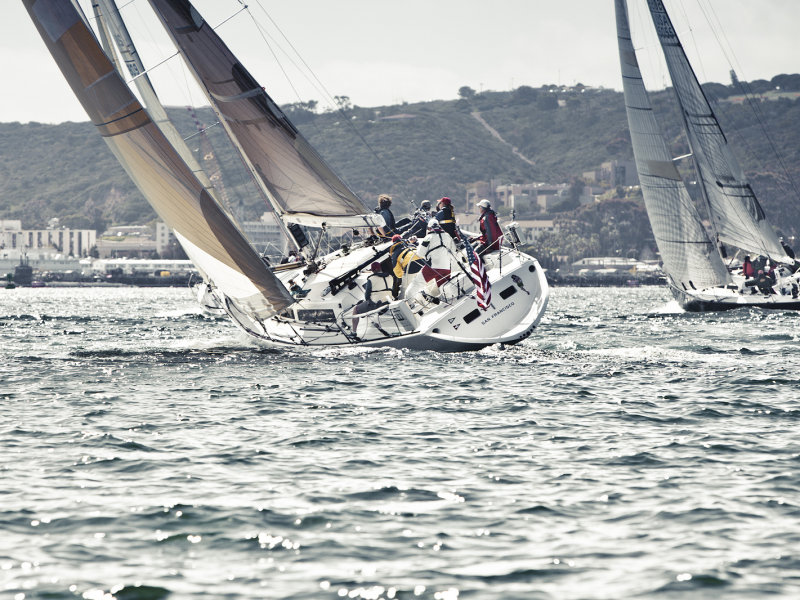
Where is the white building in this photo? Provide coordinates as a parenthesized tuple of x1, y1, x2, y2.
(513, 219, 558, 243)
(0, 219, 96, 258)
(242, 212, 287, 255)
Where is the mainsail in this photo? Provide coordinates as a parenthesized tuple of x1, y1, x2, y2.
(146, 0, 383, 230)
(646, 0, 790, 264)
(25, 0, 293, 317)
(615, 0, 730, 290)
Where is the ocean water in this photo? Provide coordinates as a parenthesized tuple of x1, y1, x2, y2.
(1, 285, 799, 600)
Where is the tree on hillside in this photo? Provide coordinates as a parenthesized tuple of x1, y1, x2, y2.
(334, 96, 352, 111)
(772, 74, 800, 91)
(512, 85, 538, 104)
(748, 79, 773, 94)
(701, 82, 729, 103)
(458, 86, 476, 100)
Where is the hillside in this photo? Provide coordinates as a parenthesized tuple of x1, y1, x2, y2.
(1, 77, 799, 260)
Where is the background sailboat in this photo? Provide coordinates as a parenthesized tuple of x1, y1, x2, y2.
(615, 0, 800, 311)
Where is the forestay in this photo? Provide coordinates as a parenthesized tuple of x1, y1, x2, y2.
(25, 0, 293, 318)
(147, 0, 383, 230)
(646, 0, 790, 264)
(615, 0, 730, 290)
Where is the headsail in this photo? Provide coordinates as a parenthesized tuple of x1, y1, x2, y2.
(646, 0, 790, 264)
(615, 0, 730, 290)
(25, 0, 293, 317)
(146, 0, 383, 230)
(92, 0, 238, 224)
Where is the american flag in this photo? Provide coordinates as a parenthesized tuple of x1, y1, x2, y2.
(463, 235, 492, 310)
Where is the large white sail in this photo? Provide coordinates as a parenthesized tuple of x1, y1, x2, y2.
(615, 0, 730, 290)
(25, 0, 293, 317)
(145, 0, 383, 230)
(646, 0, 790, 264)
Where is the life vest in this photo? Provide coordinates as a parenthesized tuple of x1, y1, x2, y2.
(394, 247, 424, 278)
(435, 206, 457, 237)
(364, 272, 392, 304)
(421, 230, 458, 271)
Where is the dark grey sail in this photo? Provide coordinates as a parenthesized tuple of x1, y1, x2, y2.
(615, 0, 730, 290)
(646, 0, 790, 264)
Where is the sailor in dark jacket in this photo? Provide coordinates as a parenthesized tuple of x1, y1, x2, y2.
(376, 194, 397, 238)
(434, 197, 457, 239)
(404, 200, 432, 240)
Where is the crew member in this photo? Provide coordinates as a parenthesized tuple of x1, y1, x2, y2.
(376, 194, 397, 238)
(754, 269, 775, 295)
(434, 197, 457, 239)
(406, 218, 460, 301)
(351, 262, 393, 333)
(475, 198, 503, 255)
(742, 255, 755, 278)
(404, 200, 432, 239)
(390, 234, 427, 297)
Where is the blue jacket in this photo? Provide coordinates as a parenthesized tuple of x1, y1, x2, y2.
(378, 208, 396, 236)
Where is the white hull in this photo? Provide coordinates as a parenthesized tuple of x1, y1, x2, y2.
(208, 241, 549, 351)
(671, 271, 800, 312)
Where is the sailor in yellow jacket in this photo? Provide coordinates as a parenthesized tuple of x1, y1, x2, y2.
(390, 234, 427, 297)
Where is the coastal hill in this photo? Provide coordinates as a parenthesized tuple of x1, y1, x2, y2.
(1, 75, 799, 262)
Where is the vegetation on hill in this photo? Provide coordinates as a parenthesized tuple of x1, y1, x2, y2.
(1, 74, 799, 263)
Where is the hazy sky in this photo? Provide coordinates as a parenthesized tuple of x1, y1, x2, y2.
(3, 0, 799, 124)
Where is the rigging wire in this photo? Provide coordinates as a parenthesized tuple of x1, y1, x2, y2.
(624, 1, 766, 262)
(643, 1, 786, 258)
(241, 0, 418, 212)
(696, 0, 800, 227)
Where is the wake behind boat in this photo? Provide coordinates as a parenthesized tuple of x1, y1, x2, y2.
(615, 0, 800, 312)
(24, 0, 548, 350)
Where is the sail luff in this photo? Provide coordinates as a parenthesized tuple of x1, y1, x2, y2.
(93, 0, 241, 225)
(93, 3, 121, 71)
(144, 0, 383, 230)
(645, 0, 790, 264)
(615, 0, 731, 290)
(24, 0, 293, 316)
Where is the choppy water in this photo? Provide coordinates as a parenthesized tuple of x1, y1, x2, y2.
(1, 286, 799, 599)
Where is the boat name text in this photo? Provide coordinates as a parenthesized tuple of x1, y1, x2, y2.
(481, 301, 514, 326)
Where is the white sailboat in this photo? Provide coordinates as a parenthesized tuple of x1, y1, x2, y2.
(24, 0, 548, 350)
(615, 0, 800, 311)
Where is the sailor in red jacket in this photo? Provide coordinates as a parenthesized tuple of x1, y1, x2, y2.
(475, 199, 503, 255)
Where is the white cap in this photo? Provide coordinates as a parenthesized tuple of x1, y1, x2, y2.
(427, 218, 441, 229)
(477, 199, 491, 208)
